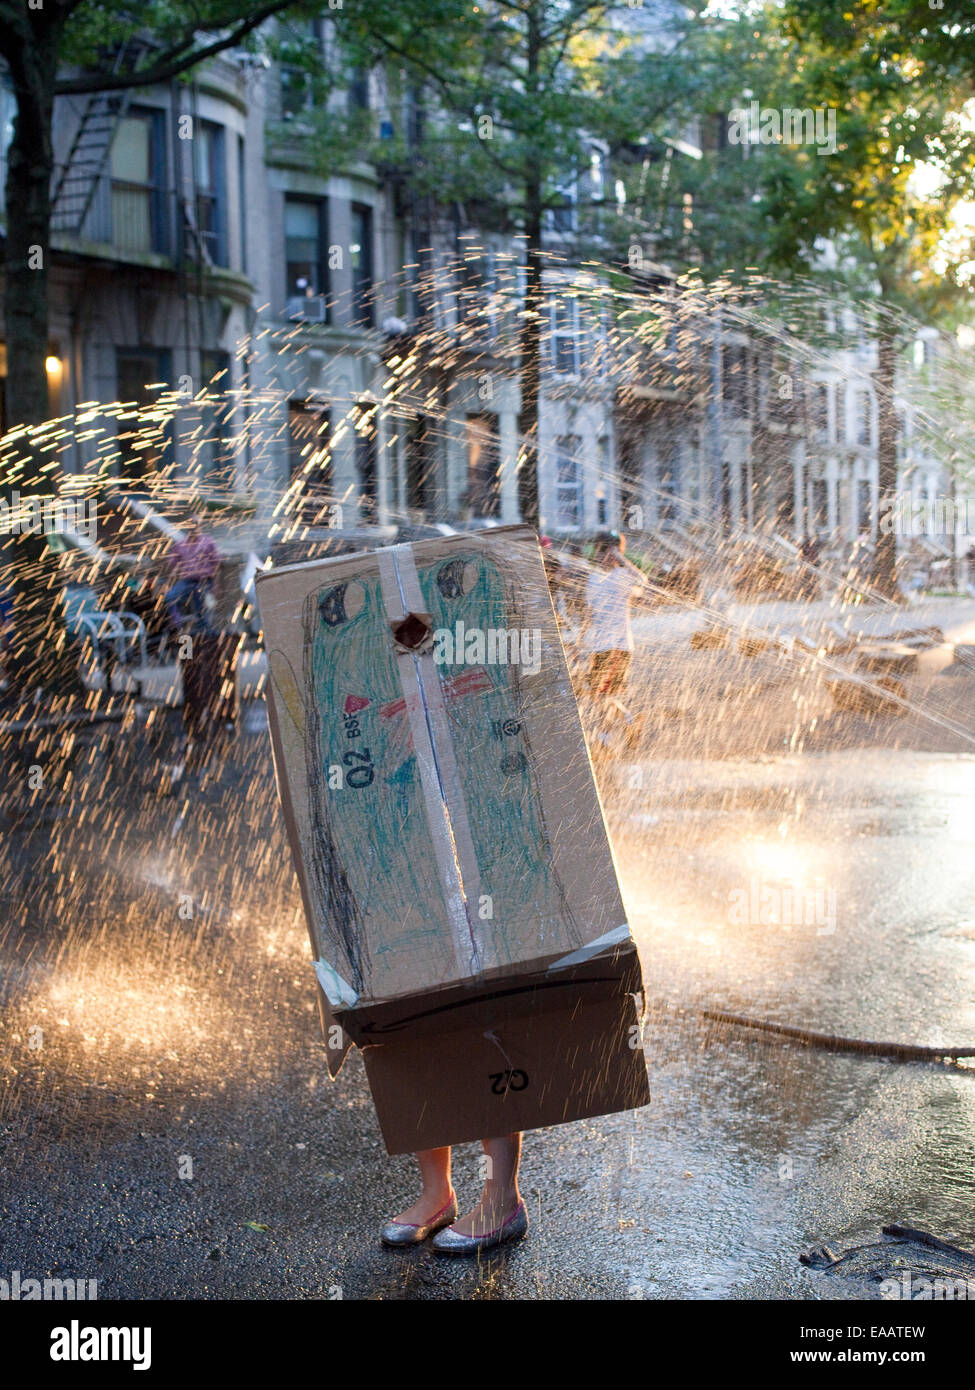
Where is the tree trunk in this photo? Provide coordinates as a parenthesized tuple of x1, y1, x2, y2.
(870, 331, 901, 601)
(5, 47, 57, 427)
(517, 193, 543, 531)
(515, 3, 542, 532)
(1, 18, 86, 707)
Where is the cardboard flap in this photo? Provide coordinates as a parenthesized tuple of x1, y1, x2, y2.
(315, 977, 354, 1078)
(337, 938, 645, 1044)
(362, 990, 650, 1155)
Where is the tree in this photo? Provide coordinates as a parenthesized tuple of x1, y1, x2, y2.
(636, 4, 975, 596)
(787, 1, 975, 97)
(771, 1, 975, 596)
(612, 13, 798, 275)
(284, 0, 695, 528)
(0, 1, 307, 704)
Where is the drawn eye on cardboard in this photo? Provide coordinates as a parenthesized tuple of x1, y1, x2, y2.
(269, 650, 306, 736)
(436, 558, 477, 600)
(318, 580, 366, 628)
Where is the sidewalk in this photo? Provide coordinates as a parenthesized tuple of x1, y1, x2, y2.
(633, 595, 975, 653)
(623, 596, 975, 760)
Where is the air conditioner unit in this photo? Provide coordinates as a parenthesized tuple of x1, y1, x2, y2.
(286, 296, 328, 323)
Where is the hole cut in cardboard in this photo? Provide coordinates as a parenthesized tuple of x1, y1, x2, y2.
(390, 611, 435, 653)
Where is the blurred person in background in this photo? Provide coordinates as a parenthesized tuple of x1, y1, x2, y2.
(165, 517, 221, 634)
(581, 531, 650, 699)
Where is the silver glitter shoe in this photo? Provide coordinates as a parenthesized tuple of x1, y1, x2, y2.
(380, 1193, 459, 1248)
(431, 1201, 529, 1256)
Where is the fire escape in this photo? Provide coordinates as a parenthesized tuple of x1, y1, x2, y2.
(49, 38, 218, 490)
(50, 40, 153, 236)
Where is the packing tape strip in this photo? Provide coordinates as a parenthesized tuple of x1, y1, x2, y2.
(390, 544, 484, 934)
(377, 546, 481, 975)
(546, 923, 632, 971)
(314, 957, 359, 1008)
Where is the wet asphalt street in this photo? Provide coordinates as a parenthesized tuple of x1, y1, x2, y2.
(2, 604, 974, 1300)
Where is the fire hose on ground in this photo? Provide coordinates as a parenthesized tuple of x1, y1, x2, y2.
(693, 1007, 975, 1062)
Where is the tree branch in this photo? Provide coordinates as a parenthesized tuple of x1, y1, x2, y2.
(53, 1, 292, 96)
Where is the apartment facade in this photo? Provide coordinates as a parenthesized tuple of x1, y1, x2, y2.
(0, 18, 652, 539)
(1, 54, 254, 488)
(0, 31, 401, 531)
(0, 21, 967, 561)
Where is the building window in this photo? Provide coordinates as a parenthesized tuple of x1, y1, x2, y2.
(238, 135, 246, 274)
(551, 297, 581, 376)
(810, 382, 830, 445)
(280, 17, 325, 120)
(348, 69, 370, 111)
(465, 414, 501, 518)
(555, 436, 583, 529)
(350, 203, 374, 327)
(588, 147, 605, 203)
(765, 363, 797, 423)
(810, 477, 829, 532)
(855, 479, 873, 536)
(110, 109, 168, 254)
(197, 351, 233, 482)
(596, 436, 611, 525)
(460, 249, 497, 339)
(406, 414, 435, 514)
(288, 400, 331, 487)
(657, 442, 680, 524)
(0, 81, 16, 215)
(285, 196, 328, 317)
(193, 120, 227, 267)
(722, 345, 750, 416)
(116, 349, 172, 479)
(548, 174, 578, 234)
(280, 65, 310, 121)
(855, 389, 872, 448)
(354, 407, 378, 523)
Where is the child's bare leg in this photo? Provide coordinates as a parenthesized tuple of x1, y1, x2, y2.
(450, 1133, 522, 1237)
(391, 1147, 454, 1225)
